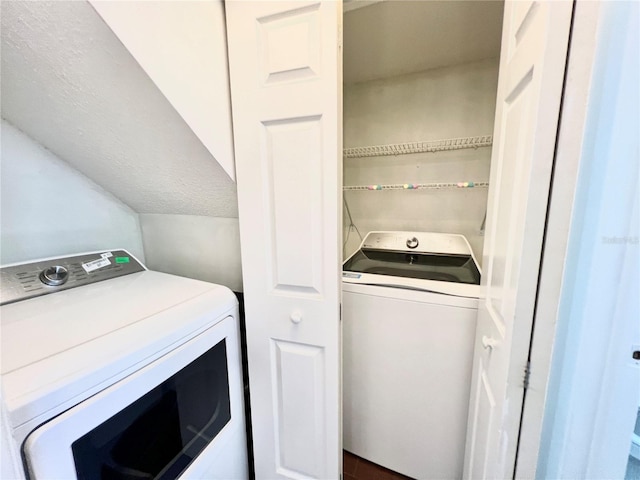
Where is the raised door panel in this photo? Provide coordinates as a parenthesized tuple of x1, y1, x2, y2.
(272, 340, 325, 477)
(466, 360, 497, 480)
(261, 116, 324, 296)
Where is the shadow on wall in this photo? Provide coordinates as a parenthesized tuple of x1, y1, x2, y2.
(140, 214, 243, 293)
(0, 121, 145, 265)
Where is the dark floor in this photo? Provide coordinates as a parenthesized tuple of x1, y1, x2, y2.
(344, 451, 414, 480)
(346, 450, 640, 480)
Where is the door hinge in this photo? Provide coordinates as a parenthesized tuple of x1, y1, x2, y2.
(339, 303, 342, 322)
(523, 360, 531, 389)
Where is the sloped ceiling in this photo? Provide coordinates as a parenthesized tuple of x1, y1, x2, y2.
(89, 0, 237, 181)
(344, 0, 504, 84)
(1, 0, 238, 217)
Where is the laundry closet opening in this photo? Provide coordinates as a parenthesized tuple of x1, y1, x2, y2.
(341, 1, 504, 479)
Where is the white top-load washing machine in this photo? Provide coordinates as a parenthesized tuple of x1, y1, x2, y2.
(0, 250, 248, 480)
(342, 232, 481, 480)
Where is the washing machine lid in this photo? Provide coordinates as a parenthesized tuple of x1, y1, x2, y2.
(343, 249, 480, 284)
(343, 231, 481, 297)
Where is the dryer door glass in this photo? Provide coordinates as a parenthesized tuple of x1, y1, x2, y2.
(71, 339, 231, 480)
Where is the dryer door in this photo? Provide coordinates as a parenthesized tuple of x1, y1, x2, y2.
(23, 317, 246, 480)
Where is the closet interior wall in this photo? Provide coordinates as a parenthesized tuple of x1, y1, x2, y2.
(343, 58, 499, 263)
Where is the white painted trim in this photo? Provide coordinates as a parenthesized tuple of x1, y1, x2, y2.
(516, 1, 640, 477)
(514, 2, 599, 475)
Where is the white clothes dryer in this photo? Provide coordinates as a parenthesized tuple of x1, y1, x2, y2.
(342, 232, 481, 480)
(0, 250, 248, 480)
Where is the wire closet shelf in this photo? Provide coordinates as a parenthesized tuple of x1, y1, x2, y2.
(343, 134, 493, 191)
(343, 134, 493, 159)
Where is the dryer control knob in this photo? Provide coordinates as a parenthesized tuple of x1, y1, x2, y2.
(406, 237, 419, 249)
(40, 266, 69, 286)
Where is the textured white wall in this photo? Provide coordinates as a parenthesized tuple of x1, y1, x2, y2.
(140, 215, 242, 292)
(0, 121, 145, 265)
(0, 1, 242, 290)
(1, 0, 238, 217)
(343, 59, 499, 262)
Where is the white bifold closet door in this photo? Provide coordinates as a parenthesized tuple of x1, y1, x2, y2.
(225, 2, 343, 479)
(464, 1, 573, 479)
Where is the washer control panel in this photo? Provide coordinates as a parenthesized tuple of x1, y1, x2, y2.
(0, 250, 145, 306)
(406, 237, 419, 249)
(360, 231, 473, 256)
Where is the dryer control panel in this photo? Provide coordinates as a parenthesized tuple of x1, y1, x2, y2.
(0, 250, 145, 305)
